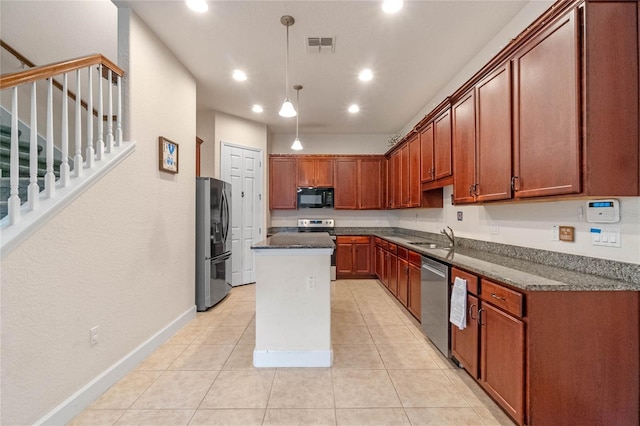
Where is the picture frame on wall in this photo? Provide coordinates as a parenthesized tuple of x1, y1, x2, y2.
(159, 136, 179, 174)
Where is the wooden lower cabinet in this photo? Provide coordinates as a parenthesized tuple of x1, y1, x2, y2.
(385, 249, 397, 296)
(397, 256, 409, 306)
(451, 267, 480, 378)
(336, 236, 374, 278)
(480, 301, 525, 425)
(450, 267, 639, 426)
(374, 238, 421, 321)
(407, 261, 421, 320)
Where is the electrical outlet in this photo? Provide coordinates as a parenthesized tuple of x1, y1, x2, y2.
(490, 223, 499, 234)
(552, 225, 559, 241)
(306, 277, 315, 290)
(457, 211, 463, 221)
(90, 326, 99, 346)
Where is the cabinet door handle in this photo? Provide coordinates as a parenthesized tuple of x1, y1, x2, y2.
(511, 176, 519, 192)
(469, 184, 474, 196)
(468, 304, 477, 321)
(477, 308, 484, 326)
(491, 293, 507, 301)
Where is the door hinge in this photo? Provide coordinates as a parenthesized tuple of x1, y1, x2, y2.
(259, 194, 262, 200)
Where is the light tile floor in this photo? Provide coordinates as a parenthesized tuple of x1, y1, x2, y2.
(69, 279, 515, 425)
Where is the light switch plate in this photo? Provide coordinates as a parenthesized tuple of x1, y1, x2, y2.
(590, 227, 621, 247)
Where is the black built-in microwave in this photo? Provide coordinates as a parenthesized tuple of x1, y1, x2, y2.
(297, 187, 334, 208)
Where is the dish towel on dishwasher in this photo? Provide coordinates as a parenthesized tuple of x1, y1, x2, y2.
(450, 277, 467, 330)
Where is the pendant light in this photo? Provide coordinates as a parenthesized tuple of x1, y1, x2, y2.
(291, 85, 303, 150)
(279, 15, 297, 118)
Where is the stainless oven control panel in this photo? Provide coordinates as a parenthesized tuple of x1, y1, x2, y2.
(297, 219, 334, 228)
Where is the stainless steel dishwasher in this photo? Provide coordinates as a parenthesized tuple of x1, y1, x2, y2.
(421, 257, 450, 357)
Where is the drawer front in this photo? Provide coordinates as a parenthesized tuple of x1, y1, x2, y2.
(451, 267, 478, 295)
(337, 235, 370, 244)
(397, 246, 408, 259)
(408, 251, 421, 266)
(374, 237, 382, 246)
(388, 243, 397, 254)
(480, 279, 524, 317)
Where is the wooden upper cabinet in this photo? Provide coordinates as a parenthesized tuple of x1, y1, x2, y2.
(452, 90, 477, 204)
(334, 158, 358, 209)
(297, 158, 334, 188)
(476, 62, 512, 202)
(269, 156, 297, 209)
(433, 110, 452, 180)
(390, 150, 402, 208)
(420, 124, 435, 182)
(419, 106, 452, 187)
(512, 10, 580, 199)
(335, 157, 385, 210)
(453, 62, 513, 205)
(408, 135, 421, 207)
(400, 143, 410, 206)
(359, 158, 385, 209)
(387, 135, 420, 209)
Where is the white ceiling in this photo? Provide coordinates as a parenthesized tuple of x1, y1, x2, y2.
(2, 1, 537, 135)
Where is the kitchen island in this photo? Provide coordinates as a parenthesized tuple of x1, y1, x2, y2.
(251, 232, 335, 367)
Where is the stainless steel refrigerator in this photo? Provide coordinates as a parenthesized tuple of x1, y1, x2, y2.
(196, 177, 232, 311)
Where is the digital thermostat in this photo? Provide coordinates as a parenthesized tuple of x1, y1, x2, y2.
(586, 199, 620, 223)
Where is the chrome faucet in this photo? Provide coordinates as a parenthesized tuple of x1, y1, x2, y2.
(441, 226, 455, 248)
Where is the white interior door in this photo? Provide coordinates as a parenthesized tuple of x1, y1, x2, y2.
(221, 142, 263, 286)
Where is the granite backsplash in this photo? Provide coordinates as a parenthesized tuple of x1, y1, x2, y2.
(268, 226, 639, 285)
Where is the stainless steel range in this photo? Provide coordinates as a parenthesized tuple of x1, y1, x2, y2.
(297, 218, 336, 281)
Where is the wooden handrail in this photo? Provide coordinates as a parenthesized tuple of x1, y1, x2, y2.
(0, 53, 123, 90)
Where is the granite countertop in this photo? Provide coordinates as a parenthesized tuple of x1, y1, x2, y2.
(376, 233, 638, 292)
(266, 226, 638, 291)
(252, 232, 335, 250)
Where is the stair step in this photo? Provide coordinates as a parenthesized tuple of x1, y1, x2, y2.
(0, 124, 21, 137)
(0, 133, 33, 152)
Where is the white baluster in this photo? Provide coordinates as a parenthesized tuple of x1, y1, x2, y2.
(116, 74, 122, 146)
(45, 78, 56, 198)
(86, 66, 95, 169)
(7, 87, 21, 224)
(96, 64, 104, 160)
(106, 69, 113, 153)
(74, 69, 83, 177)
(28, 82, 40, 211)
(59, 73, 70, 187)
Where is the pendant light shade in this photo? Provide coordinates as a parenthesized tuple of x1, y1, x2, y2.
(291, 137, 303, 151)
(291, 85, 303, 151)
(279, 15, 297, 118)
(279, 99, 297, 118)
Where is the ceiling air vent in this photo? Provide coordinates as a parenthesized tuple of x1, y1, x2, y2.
(306, 36, 336, 54)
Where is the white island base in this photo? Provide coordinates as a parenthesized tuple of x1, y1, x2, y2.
(252, 238, 333, 368)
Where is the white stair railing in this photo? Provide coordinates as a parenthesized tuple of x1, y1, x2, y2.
(0, 54, 134, 257)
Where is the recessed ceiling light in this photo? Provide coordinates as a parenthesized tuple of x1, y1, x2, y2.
(186, 0, 208, 13)
(348, 104, 360, 113)
(252, 105, 264, 113)
(232, 70, 247, 81)
(382, 0, 403, 14)
(359, 69, 373, 82)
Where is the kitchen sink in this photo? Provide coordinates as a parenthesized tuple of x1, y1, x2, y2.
(409, 241, 451, 250)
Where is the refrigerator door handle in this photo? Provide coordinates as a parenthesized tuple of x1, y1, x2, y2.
(221, 189, 230, 244)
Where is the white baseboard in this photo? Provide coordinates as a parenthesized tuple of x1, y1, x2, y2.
(35, 305, 196, 426)
(253, 349, 333, 368)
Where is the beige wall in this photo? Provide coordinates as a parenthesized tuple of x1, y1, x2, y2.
(196, 110, 216, 178)
(0, 9, 197, 424)
(270, 133, 390, 155)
